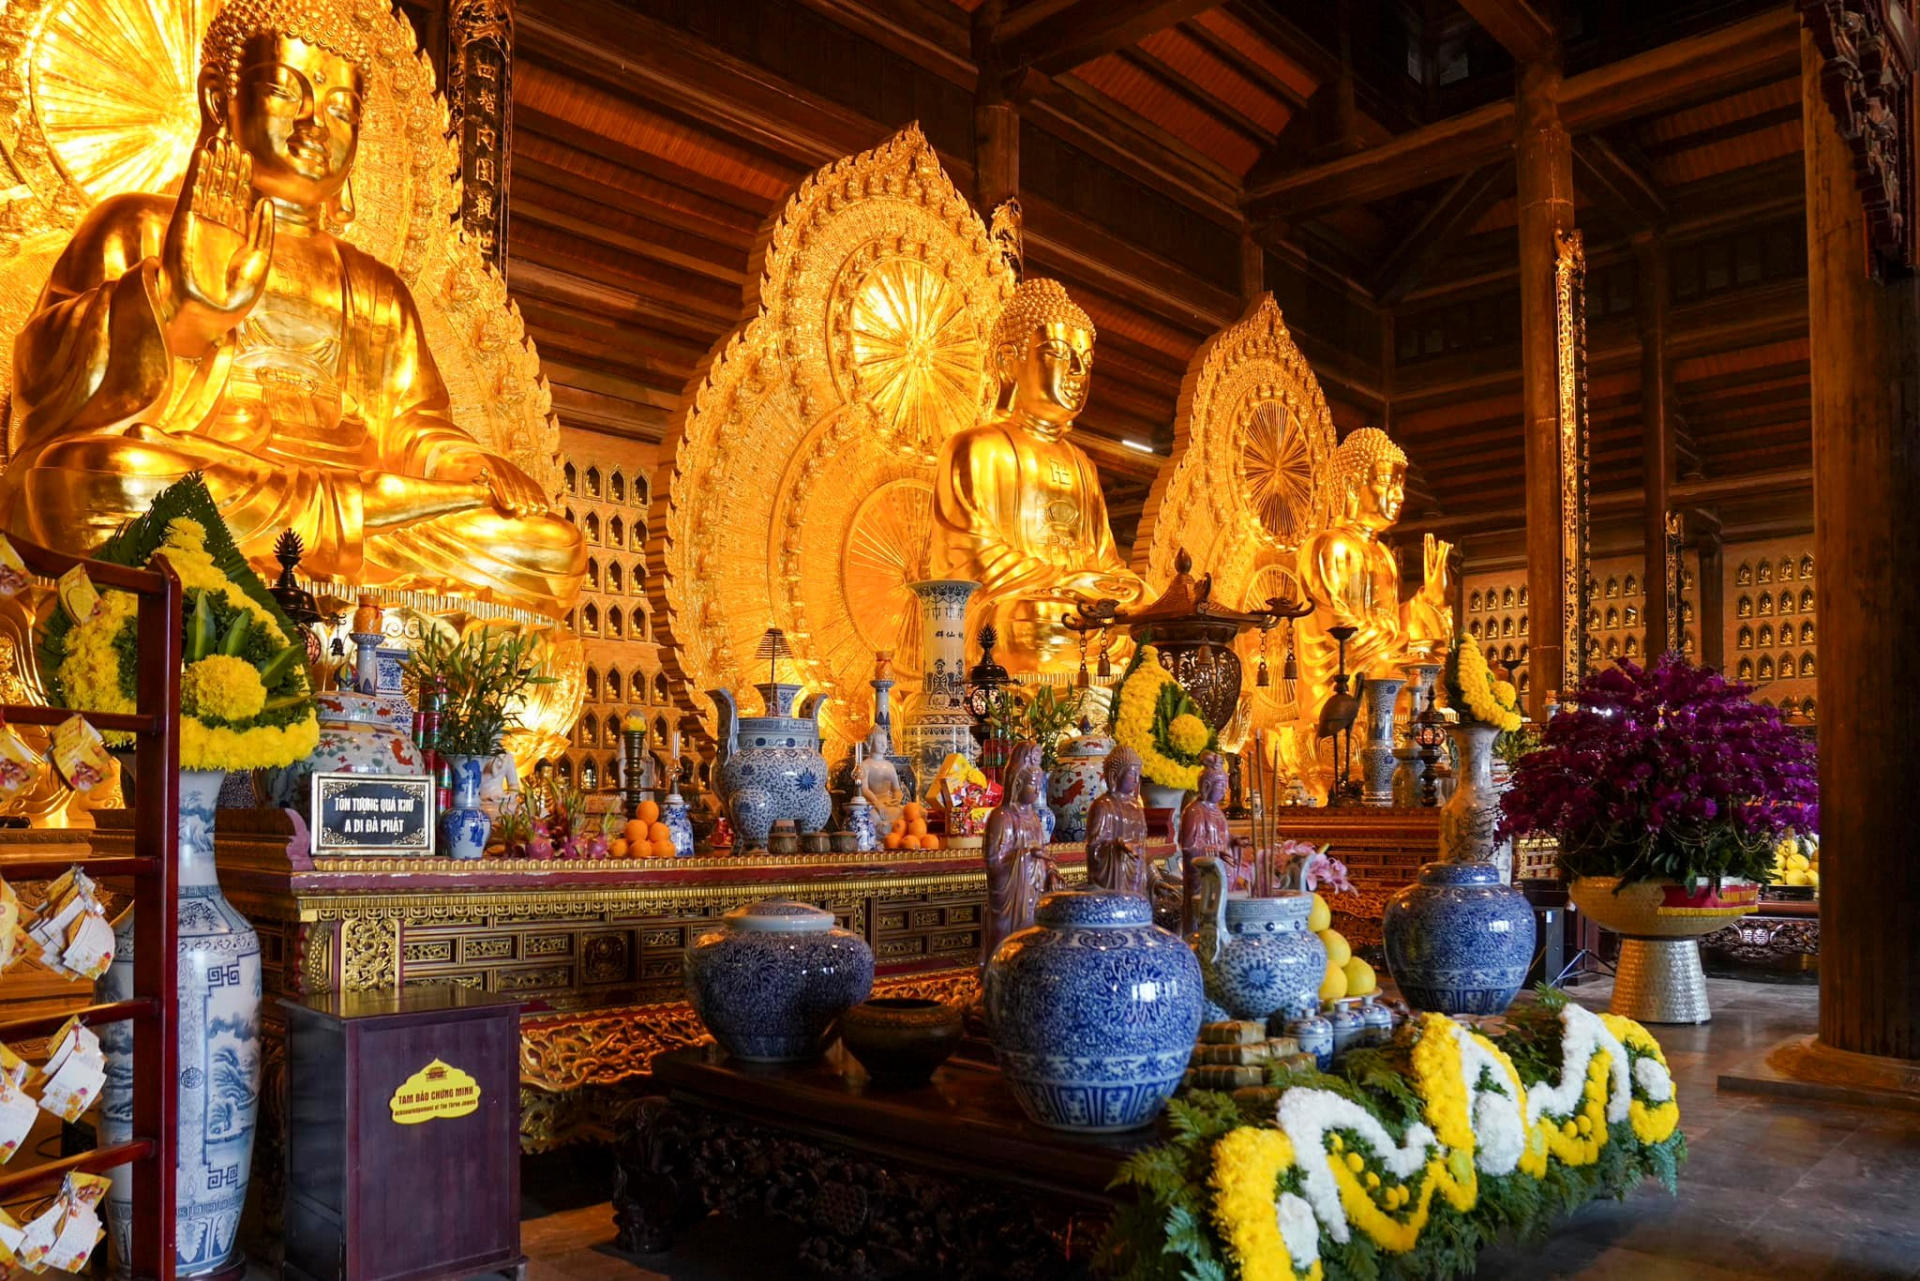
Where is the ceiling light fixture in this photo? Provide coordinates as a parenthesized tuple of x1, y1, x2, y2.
(1122, 439, 1157, 454)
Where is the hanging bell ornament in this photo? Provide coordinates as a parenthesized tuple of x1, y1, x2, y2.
(1076, 631, 1091, 689)
(1256, 656, 1271, 687)
(1097, 643, 1112, 680)
(1283, 648, 1299, 682)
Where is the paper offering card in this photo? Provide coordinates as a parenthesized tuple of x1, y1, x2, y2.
(0, 1073, 34, 1163)
(49, 716, 111, 794)
(60, 911, 113, 982)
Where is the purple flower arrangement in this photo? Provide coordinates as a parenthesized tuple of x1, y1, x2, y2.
(1500, 655, 1818, 888)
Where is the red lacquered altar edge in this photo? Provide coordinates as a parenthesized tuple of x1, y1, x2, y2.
(0, 535, 180, 1281)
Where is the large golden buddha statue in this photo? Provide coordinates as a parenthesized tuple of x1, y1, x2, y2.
(933, 278, 1143, 675)
(0, 0, 583, 619)
(1289, 427, 1451, 791)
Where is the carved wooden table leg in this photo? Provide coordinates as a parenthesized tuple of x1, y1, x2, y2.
(612, 1095, 703, 1253)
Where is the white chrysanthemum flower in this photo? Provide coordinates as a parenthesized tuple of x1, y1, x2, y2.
(1276, 1192, 1321, 1266)
(1277, 1089, 1437, 1244)
(1634, 1055, 1674, 1102)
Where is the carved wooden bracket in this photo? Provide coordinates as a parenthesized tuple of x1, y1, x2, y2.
(1800, 0, 1918, 273)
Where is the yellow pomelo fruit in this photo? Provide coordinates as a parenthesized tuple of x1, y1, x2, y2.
(1320, 929, 1352, 968)
(1787, 852, 1811, 872)
(1343, 957, 1377, 997)
(1308, 893, 1332, 933)
(1807, 869, 1820, 888)
(1319, 963, 1348, 1003)
(1785, 869, 1811, 886)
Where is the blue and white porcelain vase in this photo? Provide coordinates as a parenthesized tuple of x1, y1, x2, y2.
(1438, 723, 1513, 880)
(98, 768, 262, 1276)
(708, 683, 834, 847)
(847, 795, 880, 852)
(684, 899, 873, 1062)
(1046, 723, 1111, 843)
(662, 791, 695, 857)
(1382, 861, 1537, 1016)
(439, 754, 491, 860)
(1285, 1011, 1334, 1070)
(1359, 994, 1396, 1047)
(985, 890, 1202, 1133)
(1327, 999, 1366, 1060)
(1191, 857, 1326, 1024)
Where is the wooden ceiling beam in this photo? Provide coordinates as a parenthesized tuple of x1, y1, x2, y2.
(995, 0, 1227, 77)
(1119, 46, 1273, 146)
(1374, 162, 1514, 303)
(1573, 134, 1667, 231)
(1243, 7, 1796, 218)
(1457, 0, 1556, 64)
(787, 0, 976, 88)
(1177, 17, 1309, 111)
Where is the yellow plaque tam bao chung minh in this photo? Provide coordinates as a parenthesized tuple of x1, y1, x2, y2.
(389, 1059, 482, 1125)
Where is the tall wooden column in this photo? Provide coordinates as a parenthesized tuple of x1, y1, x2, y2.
(1695, 530, 1724, 671)
(1637, 233, 1677, 655)
(447, 0, 513, 277)
(972, 0, 1019, 216)
(1801, 26, 1920, 1066)
(1517, 56, 1575, 713)
(1239, 229, 1266, 308)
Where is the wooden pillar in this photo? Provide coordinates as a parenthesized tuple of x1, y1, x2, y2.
(1636, 232, 1676, 655)
(972, 0, 1019, 214)
(1694, 530, 1724, 672)
(1517, 56, 1574, 714)
(1802, 31, 1920, 1063)
(447, 0, 514, 278)
(1239, 229, 1265, 308)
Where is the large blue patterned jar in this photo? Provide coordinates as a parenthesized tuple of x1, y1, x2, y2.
(1191, 857, 1324, 1023)
(1046, 722, 1112, 843)
(986, 891, 1202, 1133)
(98, 769, 261, 1276)
(1383, 862, 1536, 1016)
(684, 899, 874, 1062)
(708, 683, 834, 847)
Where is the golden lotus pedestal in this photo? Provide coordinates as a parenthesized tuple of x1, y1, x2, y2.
(1569, 876, 1761, 1024)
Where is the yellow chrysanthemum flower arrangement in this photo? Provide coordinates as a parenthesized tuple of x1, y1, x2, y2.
(42, 479, 318, 773)
(1445, 639, 1523, 732)
(1111, 645, 1218, 792)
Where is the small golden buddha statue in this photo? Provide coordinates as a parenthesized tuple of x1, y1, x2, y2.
(1290, 427, 1452, 794)
(933, 278, 1143, 676)
(0, 0, 583, 619)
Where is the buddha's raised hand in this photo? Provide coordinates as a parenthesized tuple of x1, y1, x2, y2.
(158, 136, 276, 353)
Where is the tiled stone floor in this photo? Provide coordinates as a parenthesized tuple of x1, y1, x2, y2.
(522, 977, 1920, 1280)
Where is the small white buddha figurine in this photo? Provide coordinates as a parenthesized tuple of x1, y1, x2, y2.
(856, 723, 906, 833)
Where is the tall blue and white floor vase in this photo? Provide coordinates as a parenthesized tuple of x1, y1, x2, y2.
(98, 768, 263, 1277)
(440, 754, 492, 860)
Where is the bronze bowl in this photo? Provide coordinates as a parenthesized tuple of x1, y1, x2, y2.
(839, 997, 965, 1086)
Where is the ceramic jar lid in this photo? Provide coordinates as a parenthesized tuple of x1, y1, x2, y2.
(724, 897, 836, 933)
(1035, 890, 1152, 928)
(1057, 726, 1115, 758)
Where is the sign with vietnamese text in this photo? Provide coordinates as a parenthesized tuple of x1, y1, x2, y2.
(312, 773, 435, 858)
(389, 1059, 481, 1124)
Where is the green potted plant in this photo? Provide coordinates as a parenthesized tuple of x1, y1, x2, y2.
(404, 625, 551, 859)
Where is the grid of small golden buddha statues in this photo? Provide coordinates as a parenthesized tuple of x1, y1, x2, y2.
(556, 448, 668, 790)
(1729, 544, 1816, 719)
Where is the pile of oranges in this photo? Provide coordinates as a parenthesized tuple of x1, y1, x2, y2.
(881, 802, 940, 851)
(613, 799, 678, 859)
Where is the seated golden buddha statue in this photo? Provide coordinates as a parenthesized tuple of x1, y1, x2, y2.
(1288, 427, 1451, 795)
(0, 0, 583, 619)
(933, 278, 1143, 676)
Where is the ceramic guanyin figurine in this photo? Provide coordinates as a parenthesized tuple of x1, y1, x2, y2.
(985, 890, 1201, 1133)
(856, 725, 907, 833)
(708, 683, 833, 847)
(1085, 745, 1149, 896)
(982, 755, 1056, 965)
(683, 898, 874, 1062)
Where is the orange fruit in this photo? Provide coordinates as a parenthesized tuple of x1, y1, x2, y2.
(647, 821, 671, 843)
(624, 819, 649, 846)
(882, 832, 903, 850)
(650, 839, 676, 858)
(904, 802, 926, 822)
(610, 838, 629, 857)
(907, 818, 929, 838)
(920, 834, 941, 850)
(637, 799, 661, 825)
